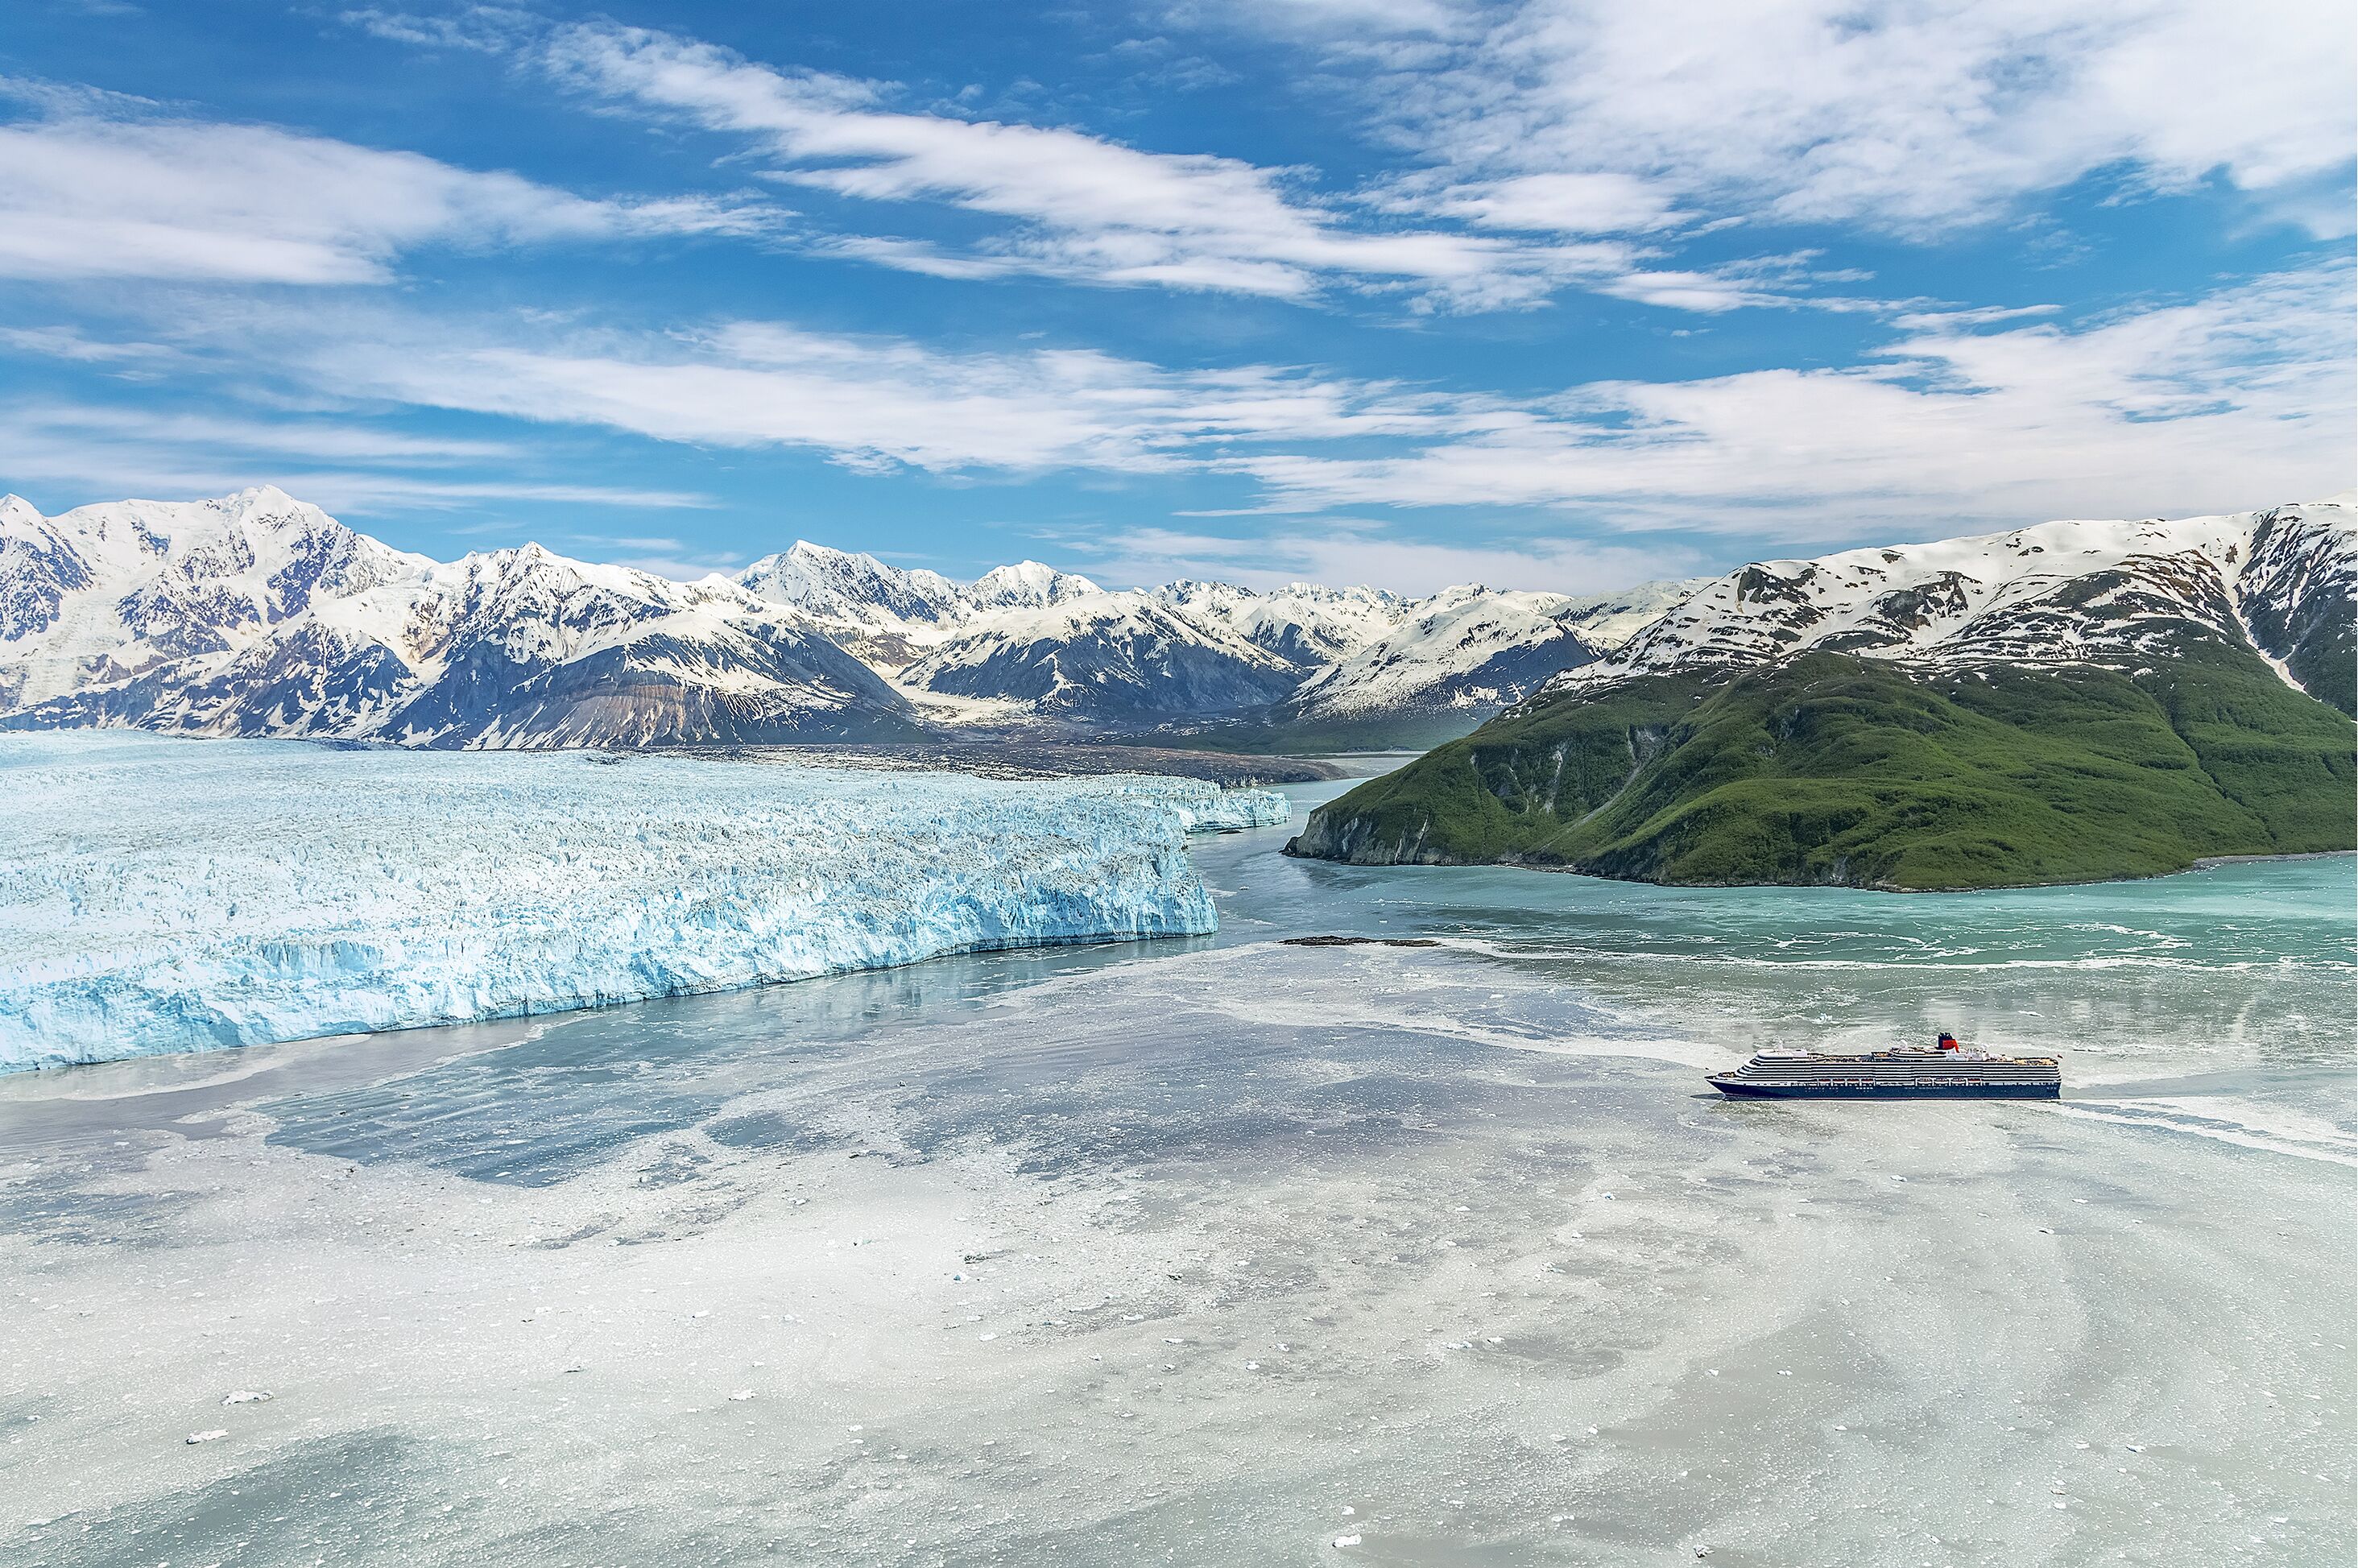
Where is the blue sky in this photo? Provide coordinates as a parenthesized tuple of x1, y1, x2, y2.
(2, 0, 2352, 592)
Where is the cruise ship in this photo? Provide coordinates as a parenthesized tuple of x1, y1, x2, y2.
(1706, 1033, 2060, 1098)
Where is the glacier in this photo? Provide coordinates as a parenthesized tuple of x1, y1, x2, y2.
(0, 732, 1289, 1072)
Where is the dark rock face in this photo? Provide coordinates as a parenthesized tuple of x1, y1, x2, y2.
(385, 628, 924, 747)
(0, 528, 93, 640)
(907, 603, 1305, 720)
(2241, 507, 2357, 715)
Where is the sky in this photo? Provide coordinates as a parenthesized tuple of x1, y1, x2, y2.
(1, 0, 2352, 594)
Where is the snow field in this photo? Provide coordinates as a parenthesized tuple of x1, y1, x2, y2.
(0, 732, 1287, 1069)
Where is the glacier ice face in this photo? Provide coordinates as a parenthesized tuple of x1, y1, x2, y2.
(1079, 775, 1294, 833)
(0, 733, 1289, 1072)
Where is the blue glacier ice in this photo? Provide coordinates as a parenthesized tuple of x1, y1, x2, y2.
(0, 732, 1289, 1071)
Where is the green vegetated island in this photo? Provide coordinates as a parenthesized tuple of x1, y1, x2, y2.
(1288, 503, 2357, 892)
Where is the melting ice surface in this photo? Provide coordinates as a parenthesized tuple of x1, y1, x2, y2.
(0, 731, 1287, 1070)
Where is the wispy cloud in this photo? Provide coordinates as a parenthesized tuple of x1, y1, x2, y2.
(276, 311, 1477, 475)
(1222, 0, 2358, 238)
(0, 401, 713, 515)
(0, 99, 783, 285)
(159, 259, 2355, 544)
(337, 6, 536, 54)
(0, 324, 188, 365)
(556, 531, 748, 581)
(533, 21, 1669, 310)
(1218, 263, 2356, 533)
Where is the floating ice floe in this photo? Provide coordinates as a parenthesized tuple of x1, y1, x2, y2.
(0, 732, 1286, 1070)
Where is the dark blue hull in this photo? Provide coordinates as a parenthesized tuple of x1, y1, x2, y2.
(1708, 1077, 2058, 1099)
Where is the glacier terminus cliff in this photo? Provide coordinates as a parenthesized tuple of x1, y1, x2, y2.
(0, 733, 1288, 1071)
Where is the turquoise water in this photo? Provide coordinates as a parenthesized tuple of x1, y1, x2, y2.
(3, 770, 2351, 1566)
(1218, 795, 2355, 973)
(1191, 780, 2358, 1157)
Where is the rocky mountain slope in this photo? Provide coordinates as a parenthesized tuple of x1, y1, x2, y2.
(734, 540, 1102, 672)
(897, 592, 1309, 721)
(0, 490, 920, 747)
(0, 488, 1668, 746)
(1279, 580, 1702, 722)
(1290, 500, 2358, 890)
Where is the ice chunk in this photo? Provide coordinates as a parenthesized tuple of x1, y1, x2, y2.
(0, 733, 1287, 1070)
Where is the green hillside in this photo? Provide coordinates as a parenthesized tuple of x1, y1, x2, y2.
(1285, 647, 2356, 891)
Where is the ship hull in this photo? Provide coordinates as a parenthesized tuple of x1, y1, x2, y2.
(1707, 1077, 2058, 1099)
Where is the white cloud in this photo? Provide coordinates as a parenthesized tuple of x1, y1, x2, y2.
(1396, 171, 1688, 235)
(338, 6, 536, 54)
(0, 401, 712, 515)
(1220, 263, 2356, 536)
(1231, 0, 2358, 236)
(30, 261, 2345, 561)
(0, 324, 187, 365)
(536, 21, 1656, 308)
(0, 111, 779, 285)
(284, 312, 1475, 475)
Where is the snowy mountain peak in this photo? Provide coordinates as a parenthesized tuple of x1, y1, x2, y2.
(1282, 582, 1610, 721)
(1549, 500, 2357, 704)
(0, 492, 915, 746)
(899, 589, 1301, 719)
(738, 539, 963, 630)
(13, 487, 2337, 747)
(970, 560, 1101, 609)
(213, 483, 308, 519)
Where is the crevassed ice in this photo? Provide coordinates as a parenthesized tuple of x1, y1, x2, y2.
(0, 733, 1289, 1072)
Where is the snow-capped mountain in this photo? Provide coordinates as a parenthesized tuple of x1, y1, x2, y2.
(733, 541, 1102, 672)
(726, 536, 1635, 724)
(898, 591, 1307, 719)
(968, 559, 1102, 610)
(0, 487, 428, 713)
(0, 490, 918, 746)
(1549, 499, 2357, 712)
(737, 540, 966, 628)
(1283, 578, 1705, 722)
(1148, 580, 1409, 669)
(12, 488, 2340, 751)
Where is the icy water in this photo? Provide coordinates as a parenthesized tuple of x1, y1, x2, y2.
(2, 772, 2352, 1567)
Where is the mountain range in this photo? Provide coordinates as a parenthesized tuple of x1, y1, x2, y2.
(0, 487, 1695, 748)
(1289, 499, 2356, 889)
